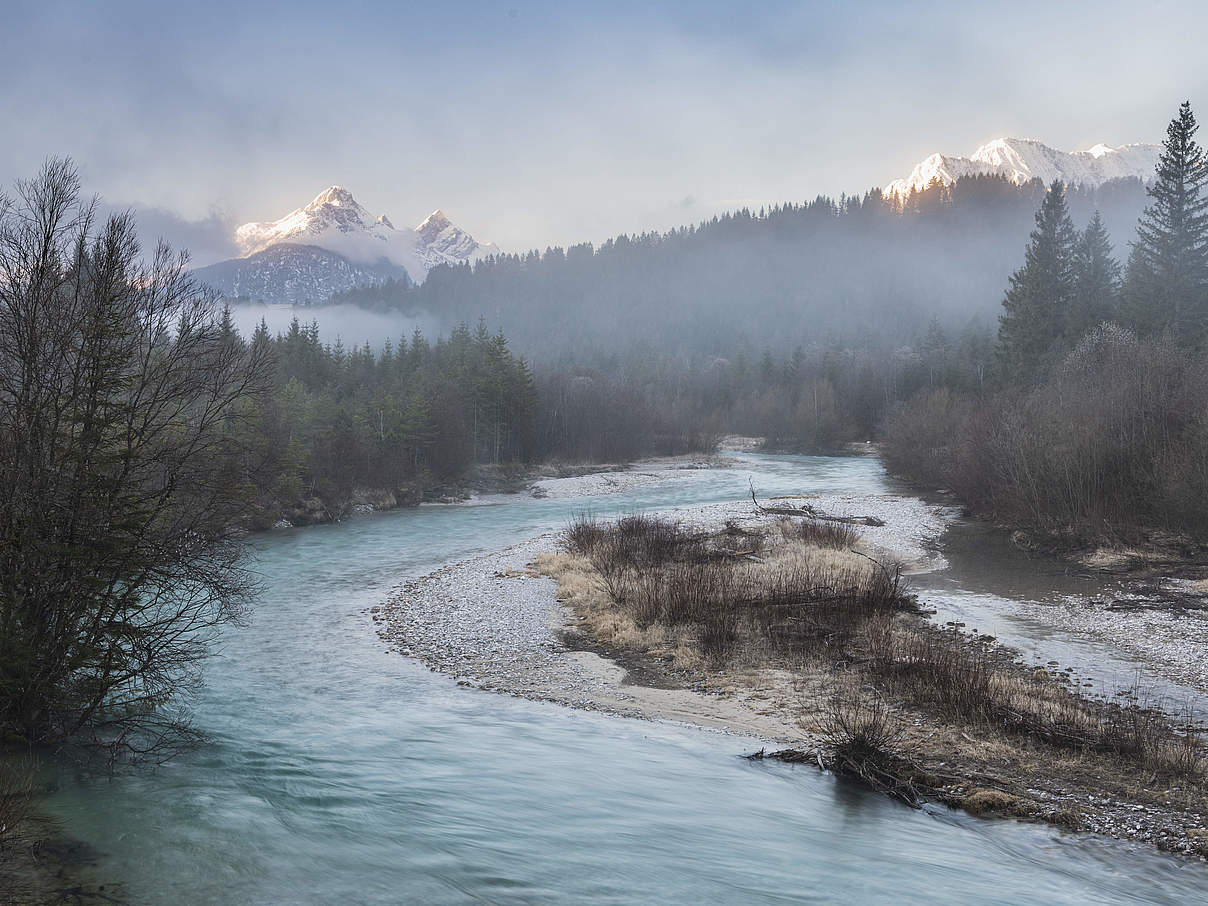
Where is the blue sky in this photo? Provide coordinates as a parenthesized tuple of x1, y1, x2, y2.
(4, 0, 1206, 263)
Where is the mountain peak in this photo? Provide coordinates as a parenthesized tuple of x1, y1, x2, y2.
(885, 137, 1160, 199)
(226, 189, 499, 295)
(308, 185, 360, 209)
(414, 209, 459, 247)
(417, 209, 451, 230)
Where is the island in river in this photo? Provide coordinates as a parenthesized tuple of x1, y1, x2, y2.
(379, 447, 1208, 858)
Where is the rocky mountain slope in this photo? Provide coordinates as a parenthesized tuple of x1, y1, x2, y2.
(197, 186, 498, 303)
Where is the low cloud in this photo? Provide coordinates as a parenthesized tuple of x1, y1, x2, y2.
(227, 302, 443, 351)
(100, 203, 240, 268)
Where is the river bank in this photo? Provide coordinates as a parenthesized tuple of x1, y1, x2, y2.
(379, 473, 1208, 859)
(19, 450, 1208, 904)
(377, 492, 945, 734)
(261, 452, 733, 529)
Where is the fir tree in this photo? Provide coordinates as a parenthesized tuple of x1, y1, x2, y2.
(996, 181, 1078, 381)
(1122, 101, 1208, 340)
(922, 317, 950, 387)
(1068, 212, 1121, 339)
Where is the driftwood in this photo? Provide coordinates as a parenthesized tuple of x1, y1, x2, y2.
(749, 485, 886, 526)
(746, 746, 923, 807)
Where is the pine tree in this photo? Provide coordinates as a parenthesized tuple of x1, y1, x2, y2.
(1122, 101, 1208, 340)
(1068, 212, 1121, 339)
(996, 180, 1078, 381)
(921, 317, 950, 387)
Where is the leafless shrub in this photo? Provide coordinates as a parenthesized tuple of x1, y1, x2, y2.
(783, 518, 861, 550)
(818, 685, 901, 755)
(0, 757, 36, 846)
(883, 324, 1208, 542)
(566, 514, 911, 666)
(563, 513, 607, 556)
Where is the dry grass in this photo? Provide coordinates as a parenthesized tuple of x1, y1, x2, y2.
(961, 788, 1035, 817)
(561, 513, 903, 667)
(866, 621, 1206, 778)
(554, 512, 1208, 799)
(779, 517, 861, 550)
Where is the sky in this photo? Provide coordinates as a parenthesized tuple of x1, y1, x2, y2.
(3, 0, 1207, 265)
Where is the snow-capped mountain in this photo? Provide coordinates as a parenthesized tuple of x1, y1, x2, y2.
(413, 209, 496, 271)
(234, 186, 498, 281)
(884, 138, 1160, 198)
(197, 186, 499, 304)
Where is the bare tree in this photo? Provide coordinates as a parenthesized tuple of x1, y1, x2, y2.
(0, 160, 270, 759)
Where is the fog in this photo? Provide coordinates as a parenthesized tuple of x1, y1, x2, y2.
(228, 302, 441, 350)
(376, 176, 1151, 364)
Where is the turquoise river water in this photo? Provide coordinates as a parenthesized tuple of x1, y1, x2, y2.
(37, 454, 1208, 904)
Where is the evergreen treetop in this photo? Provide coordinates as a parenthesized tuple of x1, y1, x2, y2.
(1123, 100, 1208, 339)
(996, 180, 1078, 381)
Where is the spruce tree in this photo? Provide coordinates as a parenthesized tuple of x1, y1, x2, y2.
(1122, 101, 1208, 340)
(996, 180, 1078, 381)
(1068, 212, 1121, 339)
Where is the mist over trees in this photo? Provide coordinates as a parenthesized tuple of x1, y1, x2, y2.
(885, 101, 1208, 544)
(329, 172, 1148, 361)
(295, 170, 1148, 458)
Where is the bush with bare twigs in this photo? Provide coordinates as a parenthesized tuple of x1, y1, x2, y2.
(563, 513, 908, 666)
(0, 758, 36, 846)
(782, 518, 861, 550)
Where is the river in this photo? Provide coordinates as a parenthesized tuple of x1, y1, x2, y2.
(37, 453, 1208, 903)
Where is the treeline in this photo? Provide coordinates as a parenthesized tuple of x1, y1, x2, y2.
(310, 163, 1147, 460)
(537, 328, 992, 456)
(884, 101, 1208, 545)
(231, 316, 534, 524)
(332, 171, 1148, 359)
(229, 316, 723, 525)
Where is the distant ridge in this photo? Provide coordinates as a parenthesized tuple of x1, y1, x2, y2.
(884, 138, 1160, 198)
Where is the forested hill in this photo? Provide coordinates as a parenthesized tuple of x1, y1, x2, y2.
(335, 174, 1149, 360)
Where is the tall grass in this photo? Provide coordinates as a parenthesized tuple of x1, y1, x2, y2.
(782, 518, 861, 550)
(564, 511, 1206, 781)
(563, 513, 904, 664)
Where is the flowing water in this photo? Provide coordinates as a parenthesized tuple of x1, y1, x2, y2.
(37, 454, 1208, 903)
(913, 518, 1208, 720)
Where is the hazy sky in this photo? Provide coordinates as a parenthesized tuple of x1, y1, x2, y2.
(4, 0, 1207, 264)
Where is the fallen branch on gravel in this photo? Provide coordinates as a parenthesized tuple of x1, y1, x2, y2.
(749, 484, 886, 526)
